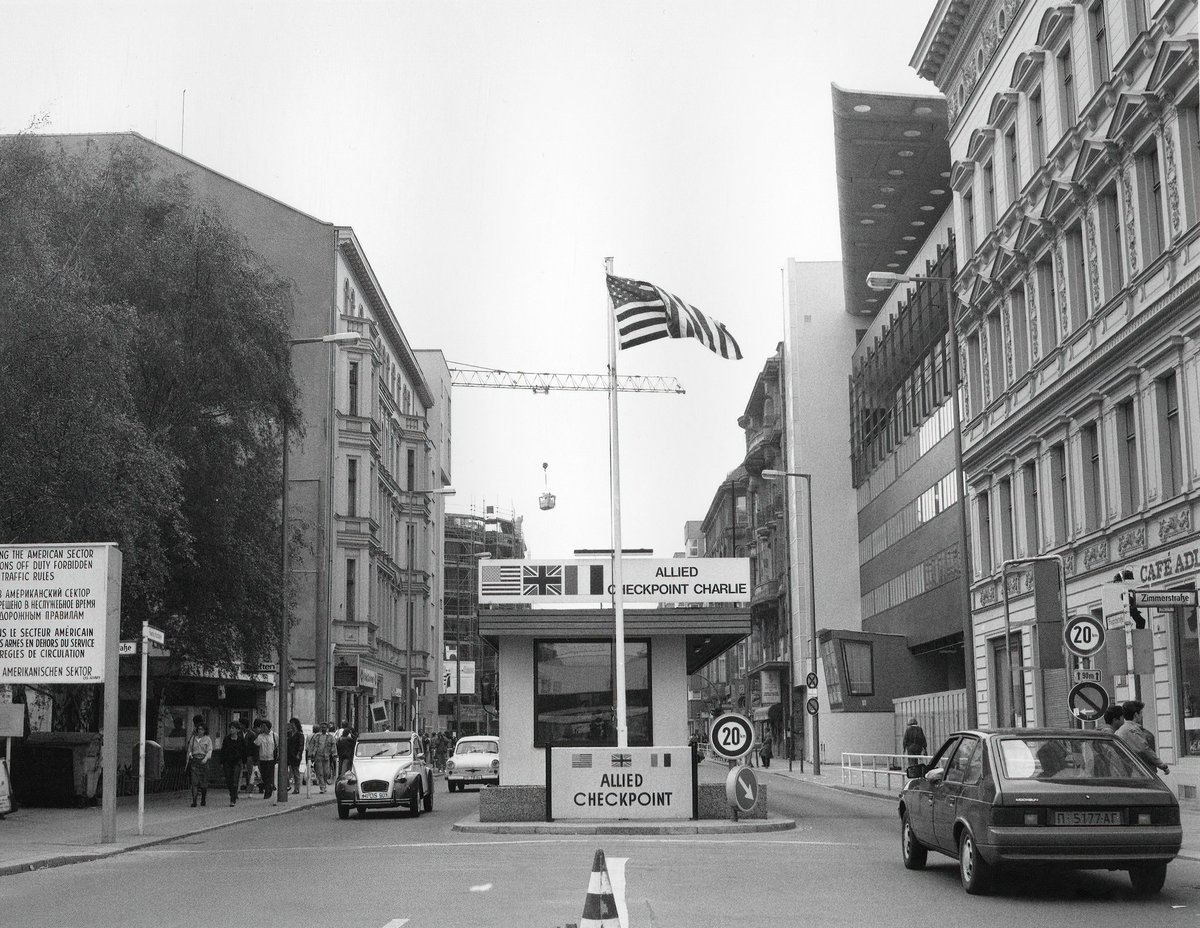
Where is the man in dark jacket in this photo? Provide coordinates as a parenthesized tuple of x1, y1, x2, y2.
(902, 717, 928, 765)
(221, 720, 250, 806)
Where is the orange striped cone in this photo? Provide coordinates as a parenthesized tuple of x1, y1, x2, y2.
(579, 849, 621, 927)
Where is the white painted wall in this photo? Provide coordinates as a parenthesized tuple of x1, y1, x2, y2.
(498, 633, 692, 785)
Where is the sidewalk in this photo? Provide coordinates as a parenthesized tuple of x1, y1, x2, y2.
(745, 758, 1200, 862)
(0, 784, 335, 878)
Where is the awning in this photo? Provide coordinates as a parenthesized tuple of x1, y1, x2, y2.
(752, 704, 783, 723)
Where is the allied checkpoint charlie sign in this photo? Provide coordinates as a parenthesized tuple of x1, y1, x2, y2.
(549, 746, 693, 820)
(478, 557, 749, 605)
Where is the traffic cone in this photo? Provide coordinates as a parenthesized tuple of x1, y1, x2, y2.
(580, 849, 621, 927)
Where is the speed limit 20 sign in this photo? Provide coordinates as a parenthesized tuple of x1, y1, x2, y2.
(1064, 614, 1106, 658)
(709, 712, 754, 760)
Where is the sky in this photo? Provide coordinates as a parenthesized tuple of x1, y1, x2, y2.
(5, 0, 937, 560)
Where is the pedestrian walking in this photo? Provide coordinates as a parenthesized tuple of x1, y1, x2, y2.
(902, 717, 928, 765)
(336, 725, 357, 777)
(1100, 704, 1125, 734)
(307, 722, 335, 792)
(186, 722, 213, 807)
(221, 719, 250, 806)
(243, 719, 261, 793)
(1116, 700, 1169, 775)
(255, 720, 279, 801)
(759, 735, 773, 768)
(287, 718, 304, 795)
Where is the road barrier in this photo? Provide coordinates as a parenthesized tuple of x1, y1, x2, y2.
(840, 752, 930, 793)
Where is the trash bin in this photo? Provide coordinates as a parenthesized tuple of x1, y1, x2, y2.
(131, 740, 164, 781)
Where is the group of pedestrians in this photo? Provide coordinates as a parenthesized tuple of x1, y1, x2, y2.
(184, 715, 287, 808)
(1104, 699, 1170, 775)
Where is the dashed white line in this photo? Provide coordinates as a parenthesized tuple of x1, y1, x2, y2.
(380, 920, 409, 928)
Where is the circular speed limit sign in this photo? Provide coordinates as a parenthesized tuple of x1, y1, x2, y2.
(709, 712, 754, 760)
(1064, 614, 1106, 658)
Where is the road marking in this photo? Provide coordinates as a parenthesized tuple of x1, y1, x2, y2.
(469, 883, 492, 892)
(380, 920, 409, 928)
(609, 856, 628, 928)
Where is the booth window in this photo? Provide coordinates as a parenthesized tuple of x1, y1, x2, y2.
(842, 639, 875, 696)
(534, 639, 651, 747)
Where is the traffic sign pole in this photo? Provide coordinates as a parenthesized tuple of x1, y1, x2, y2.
(138, 622, 149, 836)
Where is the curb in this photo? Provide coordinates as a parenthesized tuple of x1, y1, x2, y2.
(451, 813, 796, 835)
(0, 795, 336, 879)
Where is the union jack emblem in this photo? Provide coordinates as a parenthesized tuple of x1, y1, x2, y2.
(610, 753, 632, 768)
(523, 565, 563, 596)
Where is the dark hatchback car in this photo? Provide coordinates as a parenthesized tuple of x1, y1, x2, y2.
(898, 729, 1181, 895)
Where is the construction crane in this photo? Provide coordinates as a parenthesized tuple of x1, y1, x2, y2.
(448, 364, 685, 395)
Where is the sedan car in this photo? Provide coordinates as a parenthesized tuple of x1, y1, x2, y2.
(445, 735, 500, 791)
(898, 728, 1181, 895)
(335, 730, 433, 819)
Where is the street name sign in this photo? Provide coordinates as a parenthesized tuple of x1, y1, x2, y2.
(1063, 615, 1106, 658)
(1067, 681, 1109, 722)
(144, 624, 165, 645)
(709, 712, 754, 760)
(1133, 590, 1197, 608)
(726, 765, 758, 814)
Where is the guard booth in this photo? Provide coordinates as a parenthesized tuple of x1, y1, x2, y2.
(476, 558, 750, 820)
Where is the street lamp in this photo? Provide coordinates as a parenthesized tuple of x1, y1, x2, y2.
(865, 270, 978, 728)
(404, 486, 455, 732)
(761, 469, 818, 775)
(279, 330, 363, 804)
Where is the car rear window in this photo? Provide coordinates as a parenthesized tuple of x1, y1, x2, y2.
(456, 740, 499, 754)
(998, 737, 1150, 780)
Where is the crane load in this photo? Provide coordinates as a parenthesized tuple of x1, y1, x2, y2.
(539, 462, 556, 511)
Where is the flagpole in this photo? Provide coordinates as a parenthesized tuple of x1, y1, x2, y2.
(605, 256, 629, 749)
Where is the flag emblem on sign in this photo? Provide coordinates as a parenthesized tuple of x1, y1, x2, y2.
(523, 565, 562, 596)
(607, 273, 742, 360)
(610, 753, 632, 768)
(564, 563, 605, 595)
(480, 564, 522, 596)
(650, 753, 673, 768)
(572, 753, 593, 769)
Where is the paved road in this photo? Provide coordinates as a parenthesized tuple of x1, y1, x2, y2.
(6, 775, 1200, 927)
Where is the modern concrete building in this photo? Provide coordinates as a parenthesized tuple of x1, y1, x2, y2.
(38, 133, 453, 738)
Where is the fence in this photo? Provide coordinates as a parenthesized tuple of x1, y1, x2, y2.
(840, 752, 930, 793)
(892, 688, 968, 754)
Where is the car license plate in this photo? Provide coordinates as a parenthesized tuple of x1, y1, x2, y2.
(362, 791, 389, 800)
(1052, 810, 1123, 826)
(464, 775, 481, 780)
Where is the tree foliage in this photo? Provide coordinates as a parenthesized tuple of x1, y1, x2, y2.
(0, 135, 300, 671)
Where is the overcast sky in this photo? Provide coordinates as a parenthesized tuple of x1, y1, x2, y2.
(6, 0, 937, 559)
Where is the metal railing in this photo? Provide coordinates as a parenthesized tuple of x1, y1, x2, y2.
(841, 752, 930, 793)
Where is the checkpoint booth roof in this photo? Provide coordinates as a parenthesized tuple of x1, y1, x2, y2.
(477, 557, 751, 787)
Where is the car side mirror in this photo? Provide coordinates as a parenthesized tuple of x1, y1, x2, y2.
(905, 762, 927, 779)
(924, 767, 945, 785)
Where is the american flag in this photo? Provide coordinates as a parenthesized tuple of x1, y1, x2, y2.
(607, 274, 742, 360)
(480, 564, 521, 596)
(610, 753, 632, 768)
(572, 753, 593, 768)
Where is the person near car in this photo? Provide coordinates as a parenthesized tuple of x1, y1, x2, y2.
(255, 720, 279, 801)
(287, 717, 304, 795)
(336, 725, 357, 777)
(433, 732, 449, 772)
(220, 719, 250, 806)
(1116, 700, 1169, 775)
(1100, 704, 1125, 733)
(187, 722, 213, 807)
(902, 717, 928, 764)
(307, 722, 335, 793)
(759, 735, 773, 768)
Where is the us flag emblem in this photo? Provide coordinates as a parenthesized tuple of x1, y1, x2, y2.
(480, 564, 521, 596)
(572, 753, 593, 768)
(610, 753, 632, 768)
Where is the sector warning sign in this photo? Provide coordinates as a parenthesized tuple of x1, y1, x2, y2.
(0, 544, 116, 684)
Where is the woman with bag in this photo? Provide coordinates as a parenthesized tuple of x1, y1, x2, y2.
(759, 735, 773, 769)
(187, 722, 213, 807)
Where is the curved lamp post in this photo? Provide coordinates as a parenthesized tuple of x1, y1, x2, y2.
(865, 270, 977, 728)
(278, 330, 363, 804)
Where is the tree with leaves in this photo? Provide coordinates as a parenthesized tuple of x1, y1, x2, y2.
(0, 135, 301, 703)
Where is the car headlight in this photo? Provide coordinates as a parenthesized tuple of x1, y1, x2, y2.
(491, 759, 500, 771)
(341, 774, 357, 786)
(446, 760, 455, 772)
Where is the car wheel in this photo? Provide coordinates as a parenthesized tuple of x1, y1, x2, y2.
(337, 804, 349, 820)
(901, 811, 927, 870)
(1128, 862, 1168, 895)
(447, 780, 455, 793)
(409, 786, 422, 817)
(424, 783, 433, 812)
(958, 829, 993, 895)
(356, 806, 367, 817)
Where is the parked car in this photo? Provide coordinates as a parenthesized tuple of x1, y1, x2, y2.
(335, 730, 433, 819)
(446, 735, 500, 791)
(898, 728, 1181, 895)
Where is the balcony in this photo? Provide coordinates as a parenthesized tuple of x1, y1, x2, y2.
(752, 578, 780, 605)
